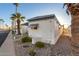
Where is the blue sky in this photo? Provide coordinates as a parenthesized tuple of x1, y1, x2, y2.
(0, 3, 71, 27)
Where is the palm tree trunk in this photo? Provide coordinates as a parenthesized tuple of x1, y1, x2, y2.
(71, 15, 79, 55)
(17, 19, 21, 35)
(16, 6, 17, 14)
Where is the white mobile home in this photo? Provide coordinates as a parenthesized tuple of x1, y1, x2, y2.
(28, 14, 63, 45)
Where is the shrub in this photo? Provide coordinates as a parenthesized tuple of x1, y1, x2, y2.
(21, 36, 32, 43)
(35, 41, 45, 48)
(29, 48, 36, 56)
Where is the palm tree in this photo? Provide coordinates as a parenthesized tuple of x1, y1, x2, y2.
(64, 3, 79, 55)
(2, 20, 5, 29)
(13, 3, 19, 14)
(12, 3, 25, 35)
(0, 19, 4, 29)
(11, 13, 25, 35)
(13, 3, 19, 34)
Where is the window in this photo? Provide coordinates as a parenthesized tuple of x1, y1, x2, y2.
(30, 24, 39, 30)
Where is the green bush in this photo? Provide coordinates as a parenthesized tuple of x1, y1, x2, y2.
(35, 41, 45, 48)
(21, 36, 32, 43)
(29, 48, 36, 56)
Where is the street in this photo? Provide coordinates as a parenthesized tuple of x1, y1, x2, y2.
(0, 30, 10, 47)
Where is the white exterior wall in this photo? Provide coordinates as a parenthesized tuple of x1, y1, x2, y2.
(52, 19, 63, 44)
(0, 31, 15, 56)
(28, 19, 53, 44)
(28, 18, 63, 45)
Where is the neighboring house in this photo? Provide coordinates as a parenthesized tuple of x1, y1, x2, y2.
(67, 25, 71, 37)
(28, 14, 63, 45)
(0, 31, 15, 56)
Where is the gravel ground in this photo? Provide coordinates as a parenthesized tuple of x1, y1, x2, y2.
(14, 41, 52, 56)
(51, 35, 72, 56)
(14, 35, 72, 56)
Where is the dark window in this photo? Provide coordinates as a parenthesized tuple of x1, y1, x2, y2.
(30, 24, 39, 30)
